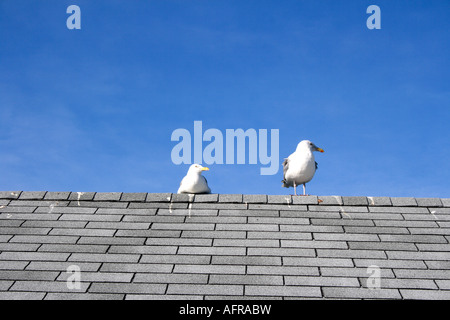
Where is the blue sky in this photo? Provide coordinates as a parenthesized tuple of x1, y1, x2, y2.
(0, 0, 449, 197)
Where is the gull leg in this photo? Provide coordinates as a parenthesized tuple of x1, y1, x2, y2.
(303, 184, 306, 196)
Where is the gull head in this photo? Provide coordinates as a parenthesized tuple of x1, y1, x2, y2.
(297, 140, 324, 153)
(188, 164, 210, 175)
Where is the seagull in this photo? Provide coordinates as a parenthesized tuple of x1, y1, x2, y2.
(177, 164, 211, 194)
(282, 140, 324, 196)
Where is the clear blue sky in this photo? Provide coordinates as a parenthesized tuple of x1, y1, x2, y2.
(1, 0, 449, 197)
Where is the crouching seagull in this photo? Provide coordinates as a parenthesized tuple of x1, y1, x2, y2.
(282, 140, 324, 195)
(177, 164, 211, 194)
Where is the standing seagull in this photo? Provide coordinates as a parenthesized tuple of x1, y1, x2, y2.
(178, 164, 211, 194)
(282, 140, 324, 196)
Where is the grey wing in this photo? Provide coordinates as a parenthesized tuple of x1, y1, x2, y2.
(282, 158, 289, 180)
(202, 176, 211, 194)
(315, 161, 318, 170)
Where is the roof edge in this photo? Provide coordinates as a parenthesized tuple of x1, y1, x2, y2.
(0, 191, 448, 207)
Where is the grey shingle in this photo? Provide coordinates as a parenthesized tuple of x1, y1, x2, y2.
(1, 206, 37, 213)
(442, 198, 450, 207)
(133, 273, 208, 284)
(211, 256, 282, 266)
(245, 285, 321, 298)
(35, 206, 97, 214)
(11, 280, 90, 293)
(219, 194, 243, 203)
(71, 201, 128, 208)
(68, 253, 140, 263)
(212, 239, 279, 247)
(320, 267, 395, 278)
(415, 198, 443, 207)
(367, 197, 392, 206)
(394, 264, 450, 280)
(9, 235, 79, 244)
(173, 264, 245, 275)
(0, 252, 70, 261)
(38, 244, 108, 254)
(267, 195, 292, 204)
(387, 251, 450, 261)
(247, 265, 319, 276)
(0, 260, 29, 270)
(68, 192, 96, 201)
(77, 236, 146, 246)
(194, 194, 219, 202)
(342, 196, 369, 206)
(317, 195, 343, 205)
(9, 200, 67, 207)
(167, 284, 243, 296)
(283, 257, 354, 268)
(44, 192, 71, 200)
(309, 205, 369, 213)
(26, 261, 101, 272)
(89, 282, 166, 294)
(146, 193, 172, 202)
(248, 204, 307, 211)
(45, 293, 125, 300)
(243, 194, 267, 204)
(0, 292, 46, 300)
(57, 271, 133, 283)
(19, 192, 47, 200)
(216, 223, 278, 231)
(209, 274, 283, 285)
(291, 195, 318, 205)
(435, 280, 450, 290)
(0, 191, 21, 199)
(391, 197, 418, 207)
(192, 203, 247, 210)
(0, 270, 59, 281)
(379, 234, 447, 243)
(177, 246, 246, 256)
(120, 193, 147, 202)
(93, 192, 122, 201)
(1, 243, 40, 254)
(171, 193, 193, 203)
(0, 227, 51, 236)
(400, 289, 450, 300)
(96, 208, 156, 215)
(322, 287, 401, 299)
(285, 276, 360, 287)
(108, 245, 177, 255)
(49, 228, 115, 237)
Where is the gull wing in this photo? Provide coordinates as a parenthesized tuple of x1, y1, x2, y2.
(282, 158, 289, 180)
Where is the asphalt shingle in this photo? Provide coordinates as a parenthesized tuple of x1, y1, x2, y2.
(0, 192, 448, 300)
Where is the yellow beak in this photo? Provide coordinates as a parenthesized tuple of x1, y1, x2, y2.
(201, 167, 210, 171)
(317, 148, 324, 153)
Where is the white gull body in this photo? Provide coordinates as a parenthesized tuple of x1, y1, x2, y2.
(177, 164, 211, 194)
(282, 140, 324, 195)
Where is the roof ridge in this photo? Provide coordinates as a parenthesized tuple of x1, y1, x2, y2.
(0, 191, 448, 207)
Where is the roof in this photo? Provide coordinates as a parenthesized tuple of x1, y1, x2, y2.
(0, 191, 449, 300)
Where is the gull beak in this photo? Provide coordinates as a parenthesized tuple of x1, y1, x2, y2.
(316, 147, 324, 153)
(201, 167, 210, 171)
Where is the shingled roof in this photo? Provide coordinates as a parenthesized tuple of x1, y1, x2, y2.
(0, 191, 449, 300)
